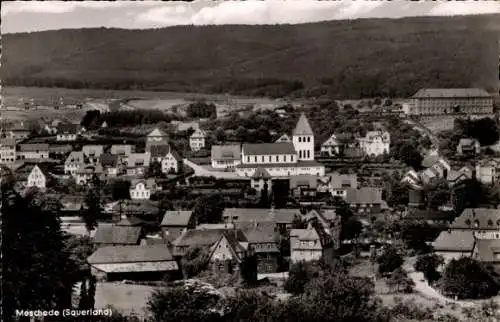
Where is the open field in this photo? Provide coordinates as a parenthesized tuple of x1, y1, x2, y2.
(95, 282, 160, 318)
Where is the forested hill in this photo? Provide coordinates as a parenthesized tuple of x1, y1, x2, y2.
(2, 14, 499, 99)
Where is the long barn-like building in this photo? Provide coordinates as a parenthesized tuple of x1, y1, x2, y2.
(407, 88, 493, 116)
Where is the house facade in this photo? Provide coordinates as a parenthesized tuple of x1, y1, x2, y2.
(329, 172, 358, 199)
(321, 134, 341, 156)
(189, 129, 206, 151)
(211, 145, 241, 170)
(161, 150, 182, 174)
(408, 88, 493, 116)
(17, 144, 49, 160)
(161, 210, 195, 243)
(290, 224, 331, 263)
(125, 152, 151, 176)
(56, 123, 81, 141)
(0, 138, 16, 165)
(243, 229, 280, 274)
(457, 138, 481, 156)
(475, 159, 500, 185)
(27, 165, 48, 189)
(345, 187, 383, 214)
(432, 230, 476, 265)
(130, 179, 158, 200)
(82, 145, 105, 162)
(64, 151, 86, 176)
(208, 233, 247, 275)
(357, 131, 390, 157)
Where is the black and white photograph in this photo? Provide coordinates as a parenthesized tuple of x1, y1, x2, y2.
(1, 0, 500, 321)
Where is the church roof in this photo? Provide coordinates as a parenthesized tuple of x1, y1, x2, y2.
(293, 113, 314, 136)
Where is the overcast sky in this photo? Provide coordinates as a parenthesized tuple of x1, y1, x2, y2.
(2, 0, 500, 34)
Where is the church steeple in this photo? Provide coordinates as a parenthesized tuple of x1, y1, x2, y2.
(292, 113, 315, 161)
(293, 113, 314, 136)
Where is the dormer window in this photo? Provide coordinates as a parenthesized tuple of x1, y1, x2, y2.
(474, 220, 480, 228)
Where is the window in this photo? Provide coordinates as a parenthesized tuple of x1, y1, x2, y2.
(307, 150, 310, 158)
(276, 155, 279, 162)
(299, 137, 302, 142)
(299, 151, 302, 158)
(254, 156, 257, 162)
(284, 155, 287, 162)
(262, 156, 264, 162)
(268, 156, 271, 162)
(307, 137, 311, 142)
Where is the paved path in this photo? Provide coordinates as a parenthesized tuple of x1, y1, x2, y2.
(402, 257, 475, 308)
(183, 159, 248, 180)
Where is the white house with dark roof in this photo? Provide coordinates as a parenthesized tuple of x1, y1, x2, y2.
(64, 151, 86, 176)
(161, 149, 182, 174)
(357, 131, 390, 157)
(146, 128, 169, 152)
(130, 179, 158, 200)
(321, 134, 342, 156)
(189, 129, 206, 151)
(290, 223, 331, 263)
(17, 144, 49, 160)
(126, 152, 151, 176)
(56, 123, 80, 141)
(82, 145, 105, 162)
(211, 145, 241, 170)
(457, 138, 480, 156)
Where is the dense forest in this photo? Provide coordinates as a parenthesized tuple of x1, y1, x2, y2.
(2, 14, 498, 99)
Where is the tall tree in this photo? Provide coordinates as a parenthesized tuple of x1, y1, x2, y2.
(83, 175, 102, 234)
(192, 194, 225, 224)
(2, 186, 78, 320)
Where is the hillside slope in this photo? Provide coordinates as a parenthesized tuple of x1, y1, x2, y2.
(2, 14, 499, 99)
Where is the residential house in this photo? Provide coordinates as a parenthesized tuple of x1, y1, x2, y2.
(100, 153, 120, 177)
(242, 228, 280, 273)
(447, 166, 473, 187)
(17, 144, 49, 160)
(330, 173, 358, 199)
(75, 164, 103, 185)
(161, 149, 182, 174)
(290, 223, 333, 263)
(401, 170, 421, 187)
(125, 152, 151, 176)
(160, 210, 195, 243)
(92, 224, 144, 247)
(406, 209, 456, 226)
(449, 208, 500, 240)
(472, 239, 500, 272)
(146, 128, 169, 151)
(321, 134, 342, 156)
(22, 164, 50, 190)
(87, 245, 178, 281)
(0, 138, 16, 165)
(82, 145, 105, 163)
(7, 124, 30, 141)
(290, 175, 318, 198)
(475, 159, 500, 185)
(150, 144, 171, 164)
(64, 151, 86, 176)
(357, 131, 390, 157)
(457, 138, 481, 156)
(223, 208, 300, 233)
(304, 209, 341, 250)
(208, 232, 248, 274)
(211, 145, 241, 170)
(421, 157, 451, 185)
(56, 123, 81, 141)
(171, 228, 247, 257)
(432, 230, 475, 264)
(345, 187, 383, 214)
(49, 144, 73, 157)
(189, 129, 206, 152)
(129, 179, 158, 200)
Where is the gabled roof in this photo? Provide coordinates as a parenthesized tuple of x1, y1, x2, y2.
(406, 209, 455, 221)
(458, 138, 480, 147)
(147, 128, 167, 138)
(330, 172, 357, 189)
(88, 244, 175, 264)
(93, 226, 142, 245)
(209, 233, 247, 263)
(322, 134, 340, 147)
(242, 142, 295, 156)
(450, 208, 500, 230)
(345, 188, 382, 205)
(18, 143, 49, 152)
(190, 129, 206, 138)
(65, 151, 85, 165)
(432, 230, 475, 252)
(57, 123, 80, 134)
(100, 153, 119, 167)
(293, 113, 314, 136)
(290, 175, 317, 189)
(116, 216, 143, 227)
(275, 134, 291, 143)
(150, 144, 171, 159)
(290, 226, 321, 241)
(211, 145, 241, 161)
(167, 149, 182, 162)
(161, 210, 193, 227)
(223, 208, 300, 224)
(173, 228, 247, 248)
(0, 138, 16, 147)
(243, 228, 278, 245)
(413, 88, 492, 99)
(252, 167, 271, 179)
(473, 239, 500, 263)
(130, 179, 157, 190)
(126, 152, 150, 167)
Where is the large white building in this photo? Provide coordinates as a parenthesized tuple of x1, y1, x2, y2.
(407, 88, 493, 116)
(0, 138, 16, 165)
(189, 129, 206, 152)
(357, 131, 390, 157)
(235, 113, 325, 178)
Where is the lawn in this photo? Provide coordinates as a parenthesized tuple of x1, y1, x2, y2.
(95, 282, 162, 318)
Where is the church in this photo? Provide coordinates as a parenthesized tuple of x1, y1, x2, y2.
(235, 113, 325, 178)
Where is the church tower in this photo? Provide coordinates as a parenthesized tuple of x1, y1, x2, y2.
(292, 113, 314, 161)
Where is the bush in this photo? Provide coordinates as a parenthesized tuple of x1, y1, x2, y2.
(414, 253, 444, 283)
(377, 246, 404, 275)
